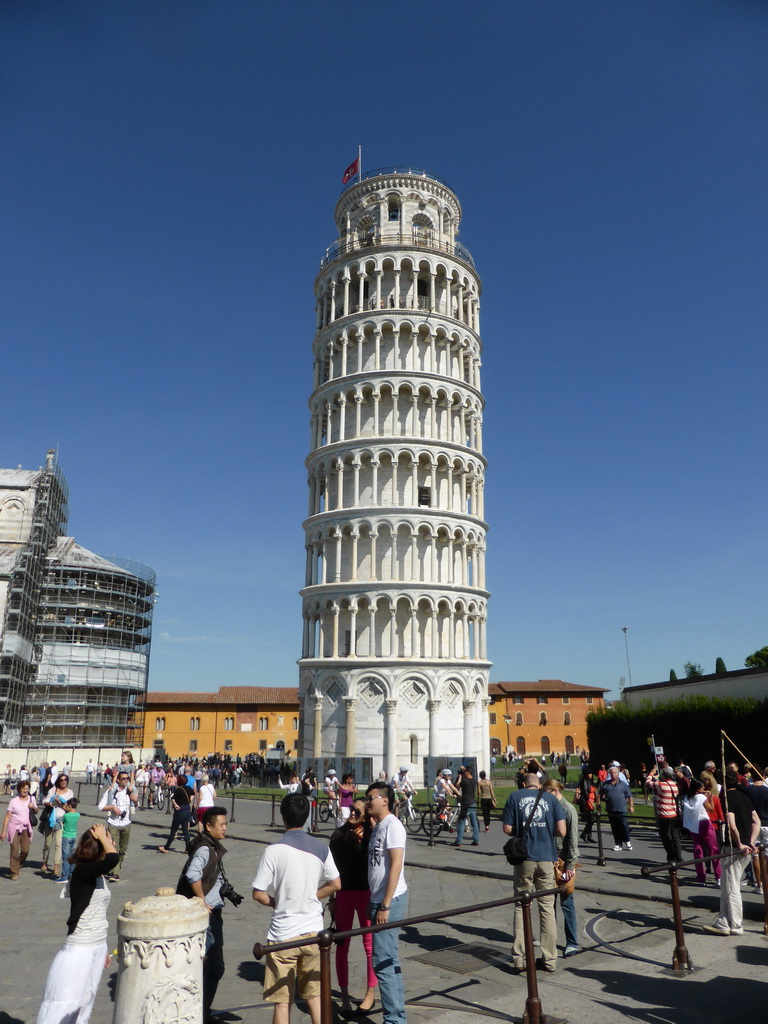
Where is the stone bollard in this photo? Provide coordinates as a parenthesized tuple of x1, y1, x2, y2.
(112, 886, 209, 1024)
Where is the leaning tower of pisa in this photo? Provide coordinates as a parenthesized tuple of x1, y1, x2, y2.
(298, 166, 490, 782)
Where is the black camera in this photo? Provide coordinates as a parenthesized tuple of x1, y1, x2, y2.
(220, 881, 244, 907)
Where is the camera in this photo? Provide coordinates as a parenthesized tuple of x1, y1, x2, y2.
(220, 881, 244, 908)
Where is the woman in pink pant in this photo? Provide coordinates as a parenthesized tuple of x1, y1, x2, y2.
(682, 780, 722, 884)
(329, 797, 377, 1016)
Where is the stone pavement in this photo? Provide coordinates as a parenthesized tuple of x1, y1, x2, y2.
(2, 786, 767, 1024)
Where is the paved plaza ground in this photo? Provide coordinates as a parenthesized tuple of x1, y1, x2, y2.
(1, 786, 767, 1023)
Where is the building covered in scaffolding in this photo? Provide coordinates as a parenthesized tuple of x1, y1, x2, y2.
(0, 451, 155, 748)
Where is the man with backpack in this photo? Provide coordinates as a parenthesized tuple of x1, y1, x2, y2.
(502, 773, 566, 973)
(178, 806, 233, 1024)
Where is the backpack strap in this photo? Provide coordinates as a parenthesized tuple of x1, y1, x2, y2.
(521, 788, 545, 837)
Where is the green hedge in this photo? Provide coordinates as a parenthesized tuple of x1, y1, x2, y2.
(586, 695, 766, 775)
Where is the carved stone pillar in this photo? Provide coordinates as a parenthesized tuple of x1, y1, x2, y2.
(113, 887, 208, 1024)
(344, 697, 357, 758)
(428, 700, 441, 757)
(385, 699, 398, 777)
(313, 696, 323, 758)
(481, 697, 491, 777)
(462, 699, 475, 760)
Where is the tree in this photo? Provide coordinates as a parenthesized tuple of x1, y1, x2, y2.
(669, 669, 678, 681)
(684, 661, 702, 679)
(715, 657, 727, 674)
(745, 646, 768, 669)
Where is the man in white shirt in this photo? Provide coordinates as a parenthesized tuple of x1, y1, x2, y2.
(85, 760, 95, 784)
(98, 769, 138, 880)
(252, 793, 340, 1024)
(366, 781, 408, 1024)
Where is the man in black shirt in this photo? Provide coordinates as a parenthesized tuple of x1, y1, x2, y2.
(452, 765, 480, 848)
(703, 771, 760, 936)
(745, 768, 768, 890)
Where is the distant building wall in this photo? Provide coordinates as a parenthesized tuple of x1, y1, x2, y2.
(488, 680, 607, 758)
(622, 666, 768, 707)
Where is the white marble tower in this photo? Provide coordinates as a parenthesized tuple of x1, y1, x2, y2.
(298, 167, 490, 782)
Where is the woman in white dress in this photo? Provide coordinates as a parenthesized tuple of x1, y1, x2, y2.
(195, 773, 217, 831)
(37, 823, 119, 1024)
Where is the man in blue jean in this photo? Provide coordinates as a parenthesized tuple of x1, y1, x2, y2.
(452, 765, 480, 848)
(366, 782, 408, 1024)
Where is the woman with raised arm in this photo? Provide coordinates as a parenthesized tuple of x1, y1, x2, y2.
(37, 823, 119, 1024)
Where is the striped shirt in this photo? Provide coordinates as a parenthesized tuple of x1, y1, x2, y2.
(647, 777, 678, 818)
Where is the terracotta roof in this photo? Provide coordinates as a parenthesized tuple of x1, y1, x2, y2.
(143, 686, 299, 706)
(490, 680, 608, 696)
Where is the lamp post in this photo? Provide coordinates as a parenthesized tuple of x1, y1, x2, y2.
(503, 715, 512, 756)
(621, 626, 633, 688)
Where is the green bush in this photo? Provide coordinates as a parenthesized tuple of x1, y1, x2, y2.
(586, 695, 765, 775)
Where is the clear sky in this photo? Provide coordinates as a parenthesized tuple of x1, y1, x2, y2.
(2, 1, 766, 698)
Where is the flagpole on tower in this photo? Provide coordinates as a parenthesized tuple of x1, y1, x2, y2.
(358, 144, 362, 183)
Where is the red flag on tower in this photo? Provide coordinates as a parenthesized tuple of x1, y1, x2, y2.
(342, 155, 360, 185)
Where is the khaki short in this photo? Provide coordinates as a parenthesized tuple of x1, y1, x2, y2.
(263, 934, 320, 1004)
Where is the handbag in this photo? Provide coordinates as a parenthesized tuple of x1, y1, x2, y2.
(29, 808, 38, 828)
(554, 857, 577, 896)
(503, 788, 544, 865)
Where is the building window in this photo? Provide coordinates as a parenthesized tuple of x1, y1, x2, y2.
(586, 697, 594, 704)
(541, 736, 550, 756)
(155, 717, 165, 731)
(410, 735, 418, 761)
(513, 696, 523, 704)
(537, 696, 548, 704)
(277, 715, 284, 726)
(539, 712, 547, 726)
(489, 712, 497, 725)
(259, 739, 267, 751)
(224, 716, 234, 731)
(417, 486, 431, 507)
(388, 200, 400, 221)
(562, 696, 570, 705)
(293, 717, 299, 730)
(515, 712, 523, 727)
(190, 717, 200, 731)
(563, 712, 571, 726)
(189, 740, 197, 752)
(565, 735, 574, 755)
(516, 736, 526, 756)
(224, 739, 233, 751)
(258, 716, 268, 730)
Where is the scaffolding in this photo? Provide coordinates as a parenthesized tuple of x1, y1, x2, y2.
(0, 456, 68, 745)
(25, 544, 155, 747)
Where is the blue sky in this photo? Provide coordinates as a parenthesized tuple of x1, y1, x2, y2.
(2, 1, 766, 698)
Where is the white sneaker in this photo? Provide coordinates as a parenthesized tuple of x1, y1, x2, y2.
(612, 844, 622, 851)
(624, 842, 633, 851)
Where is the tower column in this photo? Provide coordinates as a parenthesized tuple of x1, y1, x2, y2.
(344, 698, 357, 757)
(463, 699, 474, 759)
(313, 695, 323, 758)
(428, 700, 441, 757)
(385, 699, 398, 775)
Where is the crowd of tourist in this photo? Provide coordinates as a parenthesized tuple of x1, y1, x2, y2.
(3, 747, 768, 1023)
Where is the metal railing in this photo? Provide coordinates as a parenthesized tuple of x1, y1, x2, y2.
(340, 166, 453, 193)
(320, 233, 475, 269)
(640, 844, 768, 971)
(254, 885, 565, 1024)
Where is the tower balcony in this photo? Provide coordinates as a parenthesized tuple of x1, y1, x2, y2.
(320, 230, 474, 271)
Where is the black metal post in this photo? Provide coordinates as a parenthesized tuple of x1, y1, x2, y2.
(270, 795, 276, 827)
(318, 929, 334, 1024)
(428, 802, 435, 847)
(230, 790, 236, 824)
(668, 865, 691, 971)
(596, 811, 606, 866)
(520, 892, 545, 1024)
(758, 844, 768, 935)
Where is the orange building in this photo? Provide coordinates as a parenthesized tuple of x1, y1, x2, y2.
(142, 686, 300, 760)
(488, 680, 607, 759)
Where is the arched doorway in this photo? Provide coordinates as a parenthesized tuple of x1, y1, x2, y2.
(540, 736, 550, 756)
(516, 736, 526, 756)
(565, 735, 574, 755)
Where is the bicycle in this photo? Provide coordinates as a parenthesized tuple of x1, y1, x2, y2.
(155, 784, 165, 812)
(421, 801, 458, 836)
(396, 794, 422, 834)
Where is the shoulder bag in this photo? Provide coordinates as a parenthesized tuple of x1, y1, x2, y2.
(503, 788, 544, 865)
